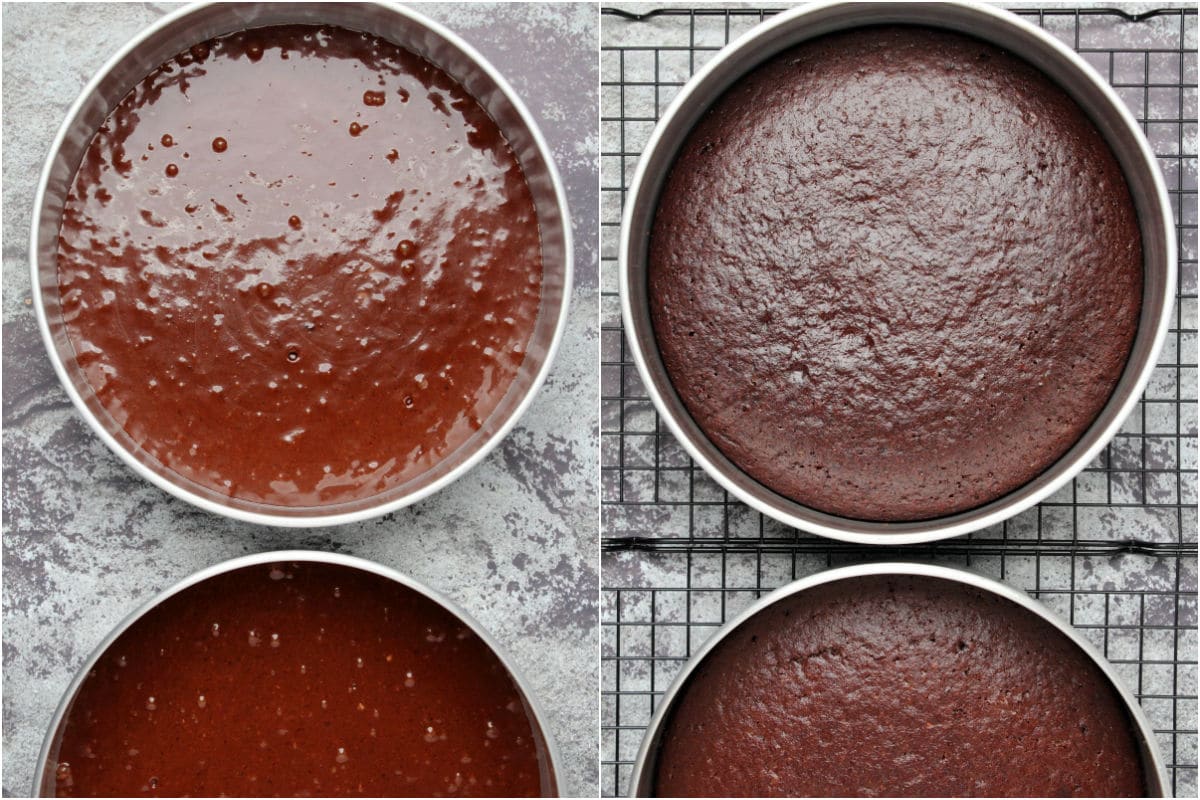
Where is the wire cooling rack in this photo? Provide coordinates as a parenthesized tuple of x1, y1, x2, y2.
(599, 4, 1198, 797)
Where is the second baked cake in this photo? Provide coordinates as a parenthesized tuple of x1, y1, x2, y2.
(654, 574, 1147, 797)
(648, 26, 1142, 521)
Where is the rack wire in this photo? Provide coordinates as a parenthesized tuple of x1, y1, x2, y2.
(599, 5, 1198, 797)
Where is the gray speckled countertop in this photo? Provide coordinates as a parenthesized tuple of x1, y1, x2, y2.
(1, 3, 598, 797)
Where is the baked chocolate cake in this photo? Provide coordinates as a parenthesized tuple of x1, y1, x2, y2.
(648, 26, 1142, 522)
(654, 574, 1147, 797)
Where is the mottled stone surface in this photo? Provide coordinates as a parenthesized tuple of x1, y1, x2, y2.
(2, 3, 598, 796)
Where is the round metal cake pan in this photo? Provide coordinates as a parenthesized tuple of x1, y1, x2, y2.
(627, 562, 1169, 797)
(31, 1, 572, 527)
(619, 0, 1176, 545)
(34, 549, 563, 797)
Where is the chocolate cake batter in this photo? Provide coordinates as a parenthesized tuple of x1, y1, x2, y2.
(50, 562, 548, 797)
(57, 25, 543, 507)
(649, 26, 1142, 521)
(654, 574, 1146, 797)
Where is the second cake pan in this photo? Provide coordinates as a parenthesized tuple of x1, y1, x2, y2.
(626, 561, 1170, 797)
(34, 550, 563, 797)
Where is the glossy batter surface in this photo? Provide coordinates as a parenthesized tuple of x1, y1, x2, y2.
(655, 575, 1146, 798)
(51, 562, 547, 797)
(649, 26, 1142, 521)
(57, 25, 542, 507)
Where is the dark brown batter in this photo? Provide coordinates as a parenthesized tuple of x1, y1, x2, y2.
(50, 561, 549, 797)
(649, 26, 1142, 521)
(654, 574, 1146, 797)
(57, 25, 542, 507)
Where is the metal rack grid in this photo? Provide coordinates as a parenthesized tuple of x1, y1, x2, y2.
(599, 5, 1198, 797)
